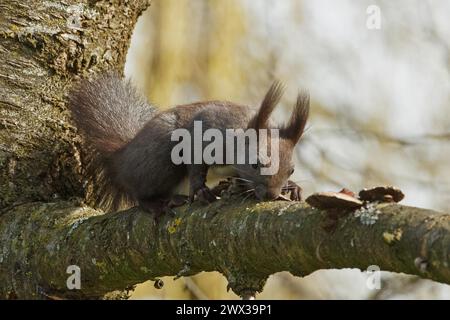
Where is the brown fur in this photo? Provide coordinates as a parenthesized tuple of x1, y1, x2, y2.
(68, 75, 310, 212)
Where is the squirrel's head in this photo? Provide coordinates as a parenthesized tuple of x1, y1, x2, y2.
(234, 82, 309, 200)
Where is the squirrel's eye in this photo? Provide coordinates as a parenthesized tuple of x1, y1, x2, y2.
(289, 168, 295, 175)
(251, 163, 259, 170)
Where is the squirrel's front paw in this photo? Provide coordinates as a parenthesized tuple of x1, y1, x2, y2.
(190, 186, 218, 204)
(282, 180, 302, 201)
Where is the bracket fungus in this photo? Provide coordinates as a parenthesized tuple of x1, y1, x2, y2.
(359, 186, 405, 203)
(305, 192, 363, 210)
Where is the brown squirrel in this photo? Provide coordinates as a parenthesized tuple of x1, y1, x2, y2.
(69, 73, 309, 215)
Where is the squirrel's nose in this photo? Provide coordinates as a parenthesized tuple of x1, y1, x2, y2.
(264, 191, 279, 201)
(255, 185, 279, 201)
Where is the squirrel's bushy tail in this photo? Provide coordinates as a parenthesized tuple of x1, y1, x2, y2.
(69, 73, 156, 211)
(69, 73, 155, 154)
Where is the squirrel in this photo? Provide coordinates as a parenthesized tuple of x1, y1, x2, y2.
(68, 73, 309, 216)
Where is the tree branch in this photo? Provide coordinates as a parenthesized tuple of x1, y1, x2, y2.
(1, 198, 449, 299)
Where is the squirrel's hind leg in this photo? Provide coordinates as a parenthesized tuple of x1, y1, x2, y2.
(138, 195, 189, 221)
(138, 198, 170, 221)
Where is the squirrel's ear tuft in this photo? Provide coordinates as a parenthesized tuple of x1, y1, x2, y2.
(281, 90, 310, 144)
(249, 81, 284, 129)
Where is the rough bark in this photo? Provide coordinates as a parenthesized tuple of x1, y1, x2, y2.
(1, 198, 449, 299)
(0, 0, 150, 209)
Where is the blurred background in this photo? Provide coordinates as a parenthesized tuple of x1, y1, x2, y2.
(124, 0, 450, 299)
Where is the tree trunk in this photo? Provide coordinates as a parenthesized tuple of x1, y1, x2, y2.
(0, 0, 150, 209)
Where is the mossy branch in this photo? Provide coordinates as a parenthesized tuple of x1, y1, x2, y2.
(0, 198, 449, 299)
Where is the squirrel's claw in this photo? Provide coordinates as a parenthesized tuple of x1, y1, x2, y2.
(286, 180, 302, 201)
(139, 198, 186, 221)
(190, 186, 217, 204)
(168, 194, 189, 208)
